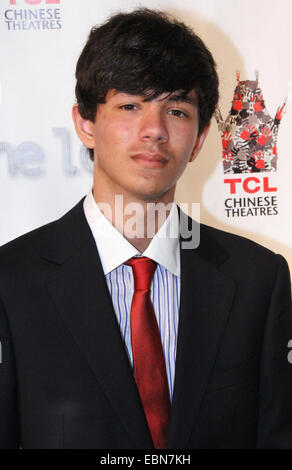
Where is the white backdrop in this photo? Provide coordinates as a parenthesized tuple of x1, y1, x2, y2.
(1, 0, 291, 273)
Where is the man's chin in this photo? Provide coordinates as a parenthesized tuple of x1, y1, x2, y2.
(131, 187, 174, 203)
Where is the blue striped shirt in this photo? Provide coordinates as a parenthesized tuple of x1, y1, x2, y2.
(83, 191, 181, 401)
(105, 263, 180, 401)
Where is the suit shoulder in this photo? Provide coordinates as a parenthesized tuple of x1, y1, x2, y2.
(179, 207, 278, 263)
(0, 197, 87, 276)
(195, 223, 290, 292)
(195, 221, 287, 281)
(0, 219, 57, 266)
(201, 223, 276, 259)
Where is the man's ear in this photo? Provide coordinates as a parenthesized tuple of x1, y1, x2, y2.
(189, 123, 211, 163)
(72, 104, 95, 149)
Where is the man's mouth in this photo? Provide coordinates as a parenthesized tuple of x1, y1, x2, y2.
(131, 153, 169, 168)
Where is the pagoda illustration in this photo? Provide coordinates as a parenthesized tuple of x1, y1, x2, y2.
(215, 72, 286, 174)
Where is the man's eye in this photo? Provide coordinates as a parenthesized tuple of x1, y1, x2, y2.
(168, 109, 187, 118)
(120, 104, 137, 110)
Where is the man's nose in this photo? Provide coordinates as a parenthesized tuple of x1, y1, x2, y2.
(138, 109, 168, 143)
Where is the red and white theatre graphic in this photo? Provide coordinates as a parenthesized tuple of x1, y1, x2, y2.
(215, 72, 286, 174)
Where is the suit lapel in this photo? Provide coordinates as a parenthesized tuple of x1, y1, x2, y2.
(166, 211, 236, 448)
(43, 199, 153, 449)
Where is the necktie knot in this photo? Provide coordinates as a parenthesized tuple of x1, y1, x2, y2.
(124, 257, 157, 291)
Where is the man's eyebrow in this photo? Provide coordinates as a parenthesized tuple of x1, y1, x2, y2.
(167, 94, 198, 106)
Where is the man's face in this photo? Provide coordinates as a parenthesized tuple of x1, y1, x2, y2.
(76, 89, 208, 202)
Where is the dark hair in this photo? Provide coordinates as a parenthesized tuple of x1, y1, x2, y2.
(75, 8, 219, 161)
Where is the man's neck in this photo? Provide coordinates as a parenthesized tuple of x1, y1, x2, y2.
(92, 188, 175, 253)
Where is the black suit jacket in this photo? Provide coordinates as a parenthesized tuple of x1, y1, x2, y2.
(0, 198, 291, 449)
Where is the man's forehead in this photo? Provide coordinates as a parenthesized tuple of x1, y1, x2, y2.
(163, 90, 198, 106)
(109, 89, 198, 105)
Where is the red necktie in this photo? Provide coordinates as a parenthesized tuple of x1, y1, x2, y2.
(124, 256, 171, 449)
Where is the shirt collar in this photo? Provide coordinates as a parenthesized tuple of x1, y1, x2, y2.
(83, 190, 180, 277)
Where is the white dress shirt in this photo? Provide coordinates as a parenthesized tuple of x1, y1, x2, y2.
(83, 190, 181, 400)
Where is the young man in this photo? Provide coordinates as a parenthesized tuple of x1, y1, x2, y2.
(0, 9, 291, 449)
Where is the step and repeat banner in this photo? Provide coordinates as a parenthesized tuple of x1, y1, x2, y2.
(1, 0, 291, 272)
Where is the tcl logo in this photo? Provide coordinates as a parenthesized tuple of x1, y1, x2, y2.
(224, 177, 277, 194)
(10, 0, 60, 4)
